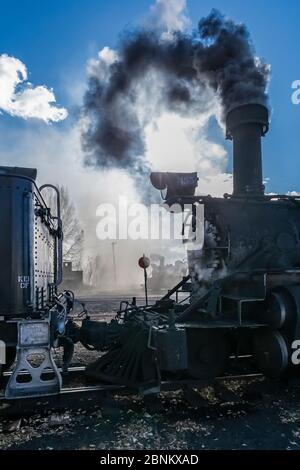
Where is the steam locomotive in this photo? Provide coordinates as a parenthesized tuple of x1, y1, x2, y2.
(1, 102, 300, 399)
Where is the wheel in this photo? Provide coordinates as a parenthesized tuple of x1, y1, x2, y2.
(187, 329, 230, 380)
(253, 330, 288, 378)
(265, 289, 295, 329)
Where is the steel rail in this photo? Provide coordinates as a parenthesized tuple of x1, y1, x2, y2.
(0, 372, 262, 401)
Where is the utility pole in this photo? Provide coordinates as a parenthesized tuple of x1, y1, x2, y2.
(111, 242, 117, 289)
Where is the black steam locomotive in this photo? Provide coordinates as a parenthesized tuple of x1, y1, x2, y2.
(83, 103, 300, 391)
(1, 103, 300, 399)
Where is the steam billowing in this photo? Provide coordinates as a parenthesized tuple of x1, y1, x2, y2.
(82, 9, 269, 184)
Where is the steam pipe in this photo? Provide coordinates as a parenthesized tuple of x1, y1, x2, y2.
(39, 184, 63, 285)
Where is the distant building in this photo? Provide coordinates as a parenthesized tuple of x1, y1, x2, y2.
(62, 261, 83, 290)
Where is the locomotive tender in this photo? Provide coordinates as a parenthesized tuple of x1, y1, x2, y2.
(1, 102, 300, 399)
(0, 169, 73, 398)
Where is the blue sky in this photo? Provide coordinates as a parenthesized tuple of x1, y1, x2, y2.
(0, 0, 299, 193)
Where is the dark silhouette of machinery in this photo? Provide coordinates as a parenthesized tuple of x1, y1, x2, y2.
(147, 254, 187, 293)
(84, 103, 300, 389)
(1, 103, 300, 399)
(0, 168, 74, 398)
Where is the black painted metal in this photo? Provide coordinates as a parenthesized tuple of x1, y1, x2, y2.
(226, 103, 269, 196)
(0, 166, 58, 317)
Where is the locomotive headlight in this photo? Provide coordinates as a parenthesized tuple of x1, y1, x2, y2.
(150, 172, 198, 200)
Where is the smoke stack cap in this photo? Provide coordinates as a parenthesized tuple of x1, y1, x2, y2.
(226, 103, 269, 140)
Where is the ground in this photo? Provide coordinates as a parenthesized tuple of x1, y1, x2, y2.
(1, 294, 300, 450)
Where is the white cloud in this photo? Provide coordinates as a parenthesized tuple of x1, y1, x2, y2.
(147, 0, 190, 34)
(0, 54, 68, 122)
(87, 46, 118, 81)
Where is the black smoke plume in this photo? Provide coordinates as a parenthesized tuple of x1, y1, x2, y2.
(82, 9, 269, 190)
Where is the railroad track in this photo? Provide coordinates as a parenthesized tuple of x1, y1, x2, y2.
(0, 366, 263, 417)
(1, 364, 262, 391)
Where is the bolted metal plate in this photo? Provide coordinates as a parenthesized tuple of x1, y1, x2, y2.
(19, 321, 49, 347)
(154, 327, 188, 372)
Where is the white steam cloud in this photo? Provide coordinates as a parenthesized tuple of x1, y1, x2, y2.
(0, 123, 187, 290)
(85, 0, 233, 198)
(147, 0, 190, 34)
(0, 54, 68, 122)
(0, 0, 233, 291)
(0, 1, 245, 292)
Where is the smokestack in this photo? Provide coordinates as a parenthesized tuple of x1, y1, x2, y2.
(226, 103, 269, 196)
